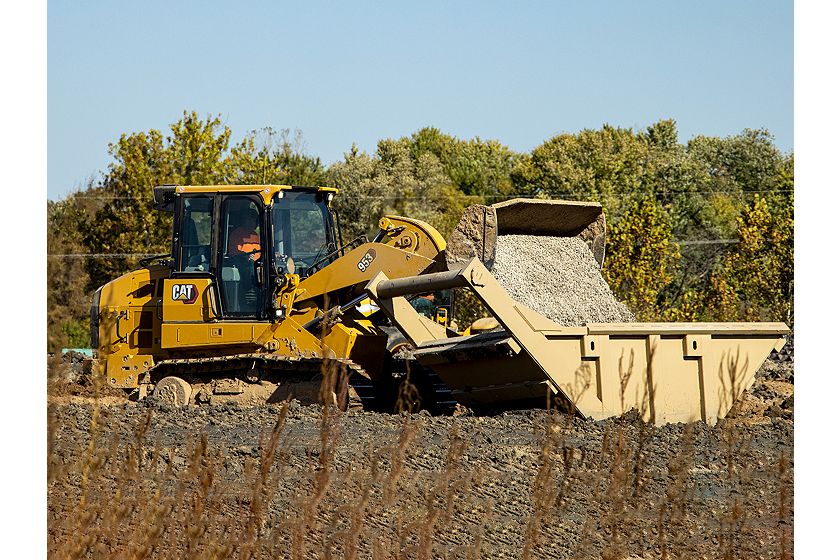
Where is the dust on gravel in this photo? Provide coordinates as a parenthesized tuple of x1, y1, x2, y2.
(48, 360, 792, 559)
(491, 235, 635, 326)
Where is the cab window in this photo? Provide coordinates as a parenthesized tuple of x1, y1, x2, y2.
(272, 191, 333, 275)
(178, 196, 213, 272)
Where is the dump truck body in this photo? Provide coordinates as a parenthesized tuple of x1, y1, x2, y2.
(366, 258, 787, 425)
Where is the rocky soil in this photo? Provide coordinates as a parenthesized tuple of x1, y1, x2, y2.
(47, 356, 792, 559)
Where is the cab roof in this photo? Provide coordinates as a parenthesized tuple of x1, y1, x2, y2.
(153, 184, 338, 210)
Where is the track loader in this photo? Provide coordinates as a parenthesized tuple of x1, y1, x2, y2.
(91, 185, 788, 425)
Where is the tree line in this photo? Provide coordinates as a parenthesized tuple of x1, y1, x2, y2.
(47, 111, 793, 349)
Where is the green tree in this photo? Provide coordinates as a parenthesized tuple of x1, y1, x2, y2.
(47, 190, 102, 350)
(687, 128, 785, 195)
(327, 146, 390, 240)
(670, 129, 792, 316)
(706, 191, 793, 322)
(327, 136, 473, 241)
(603, 197, 682, 321)
(227, 128, 326, 186)
(510, 121, 794, 319)
(84, 111, 232, 288)
(375, 137, 469, 235)
(408, 127, 521, 198)
(510, 124, 651, 216)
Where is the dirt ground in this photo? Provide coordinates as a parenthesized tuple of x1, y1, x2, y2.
(47, 356, 793, 559)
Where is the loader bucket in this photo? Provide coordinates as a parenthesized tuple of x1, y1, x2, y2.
(445, 198, 607, 269)
(366, 259, 789, 426)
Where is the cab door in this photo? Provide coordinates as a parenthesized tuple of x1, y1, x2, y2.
(215, 194, 268, 319)
(162, 194, 219, 321)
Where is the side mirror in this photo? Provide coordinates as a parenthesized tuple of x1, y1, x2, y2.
(271, 256, 296, 285)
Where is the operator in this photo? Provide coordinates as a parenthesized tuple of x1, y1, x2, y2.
(228, 208, 261, 261)
(411, 293, 436, 318)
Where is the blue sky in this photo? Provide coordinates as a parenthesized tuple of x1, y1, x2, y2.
(48, 0, 792, 200)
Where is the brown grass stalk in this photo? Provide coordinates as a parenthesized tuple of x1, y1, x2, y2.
(238, 403, 289, 559)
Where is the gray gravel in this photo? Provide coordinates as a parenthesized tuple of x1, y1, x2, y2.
(491, 235, 635, 326)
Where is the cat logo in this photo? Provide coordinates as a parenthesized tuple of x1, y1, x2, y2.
(171, 283, 199, 304)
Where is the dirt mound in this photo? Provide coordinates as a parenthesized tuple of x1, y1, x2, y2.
(491, 235, 635, 326)
(47, 353, 127, 402)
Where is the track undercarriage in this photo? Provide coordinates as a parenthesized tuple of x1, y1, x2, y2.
(140, 351, 457, 415)
(144, 354, 375, 411)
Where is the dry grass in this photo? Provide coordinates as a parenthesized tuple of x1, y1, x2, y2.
(47, 356, 793, 559)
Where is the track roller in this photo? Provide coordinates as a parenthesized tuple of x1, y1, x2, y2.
(152, 376, 192, 406)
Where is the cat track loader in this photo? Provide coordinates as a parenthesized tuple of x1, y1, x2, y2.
(91, 184, 454, 411)
(90, 184, 788, 425)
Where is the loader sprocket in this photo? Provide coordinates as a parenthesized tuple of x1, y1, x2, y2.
(385, 353, 457, 415)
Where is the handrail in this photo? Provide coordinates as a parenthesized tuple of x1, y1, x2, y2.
(304, 235, 368, 276)
(115, 310, 128, 342)
(138, 254, 173, 267)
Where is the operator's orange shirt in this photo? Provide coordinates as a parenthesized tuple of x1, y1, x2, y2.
(228, 227, 261, 260)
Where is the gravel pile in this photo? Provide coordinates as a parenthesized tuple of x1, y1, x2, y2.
(491, 235, 635, 326)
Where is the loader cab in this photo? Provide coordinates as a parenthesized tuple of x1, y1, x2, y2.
(218, 196, 265, 316)
(167, 185, 339, 321)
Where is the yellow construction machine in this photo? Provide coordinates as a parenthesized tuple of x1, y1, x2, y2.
(91, 184, 788, 425)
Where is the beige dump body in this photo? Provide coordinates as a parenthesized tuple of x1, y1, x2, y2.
(366, 258, 788, 426)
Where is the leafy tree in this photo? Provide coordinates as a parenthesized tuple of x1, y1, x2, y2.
(327, 137, 473, 241)
(408, 127, 521, 198)
(374, 137, 470, 236)
(672, 129, 791, 316)
(687, 128, 786, 195)
(603, 197, 682, 321)
(47, 189, 103, 350)
(327, 146, 390, 240)
(510, 124, 651, 218)
(706, 191, 793, 322)
(84, 111, 232, 288)
(510, 121, 794, 320)
(227, 128, 326, 186)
